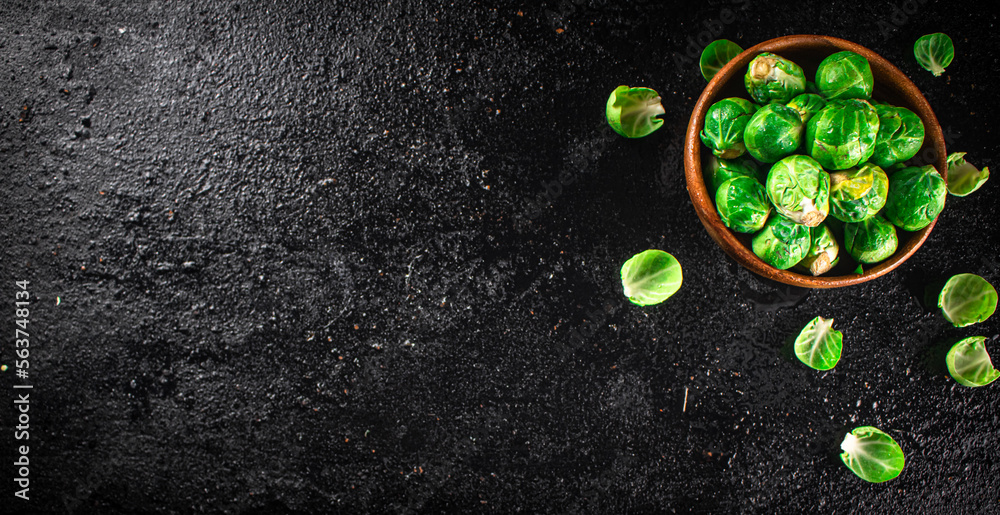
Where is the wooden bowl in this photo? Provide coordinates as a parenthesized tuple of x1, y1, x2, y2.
(684, 35, 947, 288)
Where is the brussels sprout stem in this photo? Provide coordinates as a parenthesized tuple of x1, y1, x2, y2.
(750, 56, 774, 81)
(840, 433, 860, 455)
(798, 198, 824, 227)
(808, 253, 832, 276)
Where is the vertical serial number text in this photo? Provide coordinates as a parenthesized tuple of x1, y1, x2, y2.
(13, 280, 32, 501)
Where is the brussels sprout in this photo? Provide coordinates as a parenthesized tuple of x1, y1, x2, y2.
(786, 93, 826, 123)
(799, 224, 840, 276)
(705, 155, 764, 194)
(938, 273, 997, 327)
(805, 80, 819, 94)
(744, 52, 806, 104)
(804, 99, 880, 170)
(946, 336, 1000, 388)
(884, 165, 947, 231)
(700, 97, 759, 159)
(715, 176, 771, 234)
(794, 316, 843, 370)
(946, 152, 990, 197)
(914, 33, 954, 77)
(844, 215, 898, 264)
(765, 155, 830, 227)
(815, 51, 874, 100)
(751, 215, 811, 270)
(700, 39, 743, 81)
(743, 104, 804, 163)
(840, 426, 905, 483)
(869, 104, 925, 168)
(828, 163, 889, 223)
(606, 85, 665, 138)
(620, 250, 682, 306)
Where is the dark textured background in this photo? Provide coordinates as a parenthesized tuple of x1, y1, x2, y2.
(2, 0, 999, 513)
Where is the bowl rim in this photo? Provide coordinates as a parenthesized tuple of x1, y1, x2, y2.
(684, 34, 948, 289)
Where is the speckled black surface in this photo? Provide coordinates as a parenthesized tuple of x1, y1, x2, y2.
(1, 1, 999, 513)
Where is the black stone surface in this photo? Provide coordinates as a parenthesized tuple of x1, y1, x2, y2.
(2, 1, 999, 513)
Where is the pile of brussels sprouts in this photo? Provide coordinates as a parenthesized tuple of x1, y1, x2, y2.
(700, 51, 946, 275)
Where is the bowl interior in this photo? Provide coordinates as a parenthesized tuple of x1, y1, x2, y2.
(684, 35, 947, 289)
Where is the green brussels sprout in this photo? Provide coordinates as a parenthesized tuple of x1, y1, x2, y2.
(805, 80, 820, 94)
(799, 224, 840, 276)
(786, 93, 827, 123)
(869, 104, 925, 168)
(700, 97, 759, 159)
(804, 99, 880, 170)
(815, 51, 874, 100)
(715, 176, 771, 234)
(828, 163, 889, 223)
(765, 155, 830, 227)
(700, 39, 743, 81)
(606, 85, 665, 138)
(844, 215, 898, 263)
(914, 33, 954, 77)
(751, 215, 812, 270)
(744, 52, 806, 104)
(705, 155, 764, 194)
(883, 165, 947, 231)
(743, 104, 804, 163)
(794, 316, 843, 370)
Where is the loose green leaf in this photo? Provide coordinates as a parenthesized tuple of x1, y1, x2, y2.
(938, 273, 998, 327)
(606, 85, 665, 138)
(946, 152, 990, 197)
(794, 316, 843, 370)
(914, 33, 954, 77)
(854, 264, 864, 275)
(946, 336, 1000, 387)
(840, 426, 905, 483)
(700, 39, 743, 82)
(620, 250, 682, 306)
